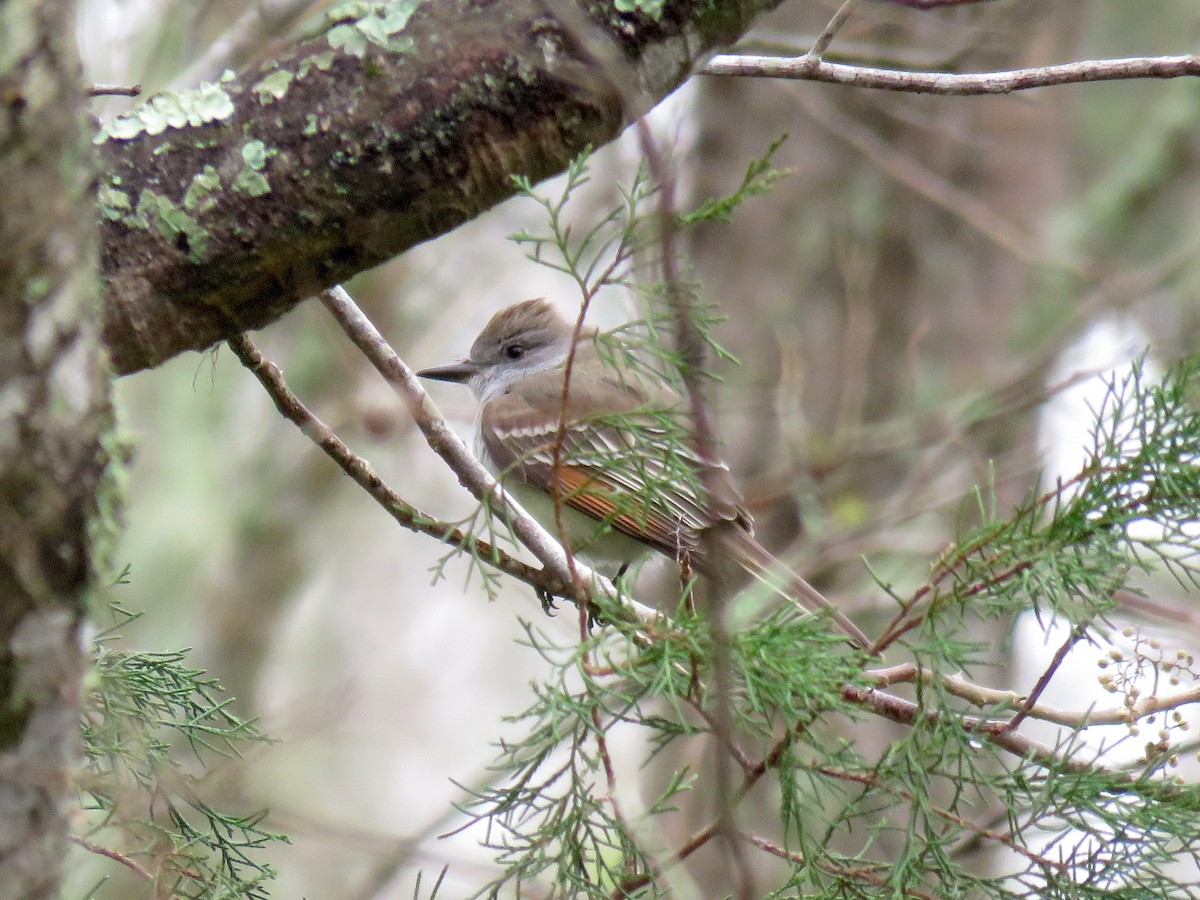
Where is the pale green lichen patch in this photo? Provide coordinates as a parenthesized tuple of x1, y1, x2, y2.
(327, 23, 368, 57)
(233, 140, 274, 197)
(327, 0, 420, 57)
(298, 50, 336, 79)
(234, 172, 270, 195)
(104, 174, 214, 260)
(95, 73, 238, 143)
(97, 182, 133, 222)
(134, 189, 210, 262)
(183, 166, 222, 212)
(253, 69, 294, 105)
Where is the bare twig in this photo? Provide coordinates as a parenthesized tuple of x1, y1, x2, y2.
(704, 54, 1200, 95)
(866, 660, 1200, 730)
(805, 0, 858, 63)
(225, 332, 565, 599)
(843, 683, 1118, 777)
(1003, 624, 1086, 732)
(70, 834, 154, 880)
(88, 83, 141, 98)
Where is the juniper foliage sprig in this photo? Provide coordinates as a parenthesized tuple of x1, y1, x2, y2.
(80, 603, 287, 899)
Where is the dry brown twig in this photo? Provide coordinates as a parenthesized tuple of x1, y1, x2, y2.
(225, 332, 561, 597)
(70, 834, 154, 881)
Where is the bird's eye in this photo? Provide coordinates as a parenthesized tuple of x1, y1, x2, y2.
(504, 343, 525, 360)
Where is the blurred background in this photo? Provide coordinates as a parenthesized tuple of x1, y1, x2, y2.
(77, 1, 1200, 895)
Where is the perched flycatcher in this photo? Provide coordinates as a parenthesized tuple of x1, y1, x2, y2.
(418, 299, 870, 650)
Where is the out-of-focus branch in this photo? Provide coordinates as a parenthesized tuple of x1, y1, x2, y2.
(172, 0, 326, 86)
(88, 83, 141, 97)
(704, 53, 1200, 94)
(635, 119, 758, 897)
(885, 0, 1000, 6)
(795, 88, 1071, 268)
(1116, 588, 1200, 630)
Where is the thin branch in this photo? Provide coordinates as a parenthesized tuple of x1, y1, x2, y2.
(614, 817, 724, 897)
(941, 672, 1200, 730)
(70, 834, 154, 880)
(703, 54, 1200, 95)
(844, 683, 1149, 781)
(805, 0, 858, 63)
(866, 663, 1200, 730)
(1003, 624, 1086, 732)
(88, 83, 141, 98)
(225, 332, 564, 598)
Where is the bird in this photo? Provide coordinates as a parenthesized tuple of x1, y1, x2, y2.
(418, 298, 870, 650)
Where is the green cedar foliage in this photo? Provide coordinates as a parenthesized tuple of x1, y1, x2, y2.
(445, 149, 1200, 897)
(79, 601, 286, 898)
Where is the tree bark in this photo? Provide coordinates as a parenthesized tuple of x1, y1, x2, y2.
(98, 0, 787, 376)
(0, 2, 111, 896)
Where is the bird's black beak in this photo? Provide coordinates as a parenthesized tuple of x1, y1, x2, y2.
(416, 360, 479, 384)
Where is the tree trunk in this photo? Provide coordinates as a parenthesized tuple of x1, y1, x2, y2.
(0, 3, 111, 895)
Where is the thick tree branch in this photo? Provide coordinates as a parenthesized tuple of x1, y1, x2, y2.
(98, 0, 1200, 378)
(99, 0, 785, 375)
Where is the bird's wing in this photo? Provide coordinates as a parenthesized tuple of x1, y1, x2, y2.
(480, 356, 749, 564)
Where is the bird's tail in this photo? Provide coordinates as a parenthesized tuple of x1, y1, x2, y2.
(715, 526, 872, 651)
